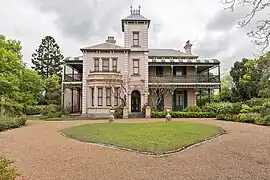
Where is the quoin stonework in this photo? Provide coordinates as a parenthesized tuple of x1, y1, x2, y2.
(62, 6, 221, 118)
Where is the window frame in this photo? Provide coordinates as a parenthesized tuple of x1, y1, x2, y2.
(94, 58, 99, 72)
(133, 32, 139, 46)
(102, 58, 109, 72)
(114, 87, 119, 106)
(112, 58, 117, 72)
(98, 88, 103, 106)
(91, 88, 94, 106)
(133, 59, 140, 75)
(106, 88, 111, 106)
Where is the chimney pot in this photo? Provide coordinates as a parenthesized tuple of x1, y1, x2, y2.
(184, 40, 193, 55)
(106, 36, 116, 44)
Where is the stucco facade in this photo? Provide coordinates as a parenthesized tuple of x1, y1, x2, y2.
(62, 6, 221, 118)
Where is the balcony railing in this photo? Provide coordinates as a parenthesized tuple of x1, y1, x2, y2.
(89, 70, 121, 73)
(64, 74, 82, 82)
(149, 75, 220, 83)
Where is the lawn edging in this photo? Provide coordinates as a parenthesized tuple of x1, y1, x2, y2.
(60, 123, 226, 157)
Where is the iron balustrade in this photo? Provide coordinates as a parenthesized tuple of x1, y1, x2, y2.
(64, 73, 82, 82)
(148, 75, 220, 83)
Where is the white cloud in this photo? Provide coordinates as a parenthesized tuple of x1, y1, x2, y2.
(0, 0, 268, 72)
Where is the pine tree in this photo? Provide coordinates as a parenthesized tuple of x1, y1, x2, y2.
(31, 36, 64, 78)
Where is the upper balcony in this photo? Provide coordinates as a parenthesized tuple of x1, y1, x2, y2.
(63, 56, 83, 84)
(64, 73, 82, 82)
(149, 74, 220, 83)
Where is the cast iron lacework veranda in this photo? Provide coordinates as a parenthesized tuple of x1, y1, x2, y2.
(61, 6, 221, 118)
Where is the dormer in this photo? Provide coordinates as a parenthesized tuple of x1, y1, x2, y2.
(121, 6, 151, 51)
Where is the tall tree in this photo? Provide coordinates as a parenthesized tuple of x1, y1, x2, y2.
(43, 74, 61, 105)
(0, 35, 43, 115)
(221, 0, 270, 51)
(220, 74, 234, 102)
(31, 36, 64, 78)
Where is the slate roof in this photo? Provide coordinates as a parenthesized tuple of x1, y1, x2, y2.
(81, 42, 128, 52)
(148, 58, 220, 64)
(121, 14, 151, 32)
(123, 14, 149, 21)
(149, 49, 198, 57)
(64, 56, 83, 61)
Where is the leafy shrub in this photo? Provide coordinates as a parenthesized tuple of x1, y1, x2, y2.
(151, 111, 215, 118)
(250, 106, 263, 113)
(0, 116, 27, 132)
(246, 98, 268, 107)
(0, 100, 24, 116)
(202, 102, 242, 115)
(254, 115, 270, 126)
(113, 106, 123, 119)
(25, 105, 46, 115)
(0, 157, 22, 179)
(183, 105, 201, 112)
(41, 105, 61, 119)
(261, 101, 270, 117)
(216, 114, 233, 121)
(240, 104, 251, 113)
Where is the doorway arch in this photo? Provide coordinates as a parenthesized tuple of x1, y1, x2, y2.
(131, 90, 141, 112)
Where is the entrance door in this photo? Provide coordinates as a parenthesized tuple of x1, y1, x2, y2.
(173, 91, 184, 111)
(131, 90, 141, 112)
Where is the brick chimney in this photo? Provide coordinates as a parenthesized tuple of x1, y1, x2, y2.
(184, 40, 193, 55)
(106, 36, 116, 44)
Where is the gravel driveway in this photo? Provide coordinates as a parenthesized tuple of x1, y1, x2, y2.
(0, 119, 269, 180)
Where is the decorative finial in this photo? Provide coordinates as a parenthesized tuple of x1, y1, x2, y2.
(130, 5, 133, 14)
(138, 5, 141, 14)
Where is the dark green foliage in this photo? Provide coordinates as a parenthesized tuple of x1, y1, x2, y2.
(0, 116, 27, 132)
(216, 114, 233, 121)
(113, 106, 123, 119)
(0, 157, 22, 179)
(183, 105, 202, 112)
(250, 106, 263, 113)
(41, 104, 61, 119)
(31, 36, 63, 78)
(25, 105, 47, 115)
(151, 112, 215, 118)
(43, 74, 61, 105)
(246, 98, 268, 107)
(262, 115, 270, 126)
(261, 101, 270, 117)
(203, 102, 242, 115)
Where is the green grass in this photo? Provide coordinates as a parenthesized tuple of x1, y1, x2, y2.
(62, 122, 221, 154)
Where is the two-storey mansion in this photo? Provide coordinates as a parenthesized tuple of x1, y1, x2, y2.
(62, 7, 221, 118)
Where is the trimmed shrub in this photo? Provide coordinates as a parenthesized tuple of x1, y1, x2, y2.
(183, 105, 201, 112)
(240, 104, 251, 113)
(0, 157, 22, 179)
(202, 102, 242, 115)
(250, 106, 263, 113)
(246, 98, 268, 107)
(258, 115, 270, 126)
(151, 111, 215, 118)
(0, 116, 27, 132)
(261, 101, 270, 117)
(223, 113, 261, 124)
(41, 105, 61, 119)
(25, 105, 46, 115)
(216, 114, 233, 121)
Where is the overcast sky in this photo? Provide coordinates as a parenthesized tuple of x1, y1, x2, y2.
(0, 0, 269, 73)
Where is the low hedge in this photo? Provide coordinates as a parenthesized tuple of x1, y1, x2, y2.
(151, 111, 215, 118)
(0, 116, 27, 132)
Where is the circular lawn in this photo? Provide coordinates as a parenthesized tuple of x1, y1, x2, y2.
(62, 122, 222, 154)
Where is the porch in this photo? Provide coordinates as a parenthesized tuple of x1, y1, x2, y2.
(62, 56, 83, 113)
